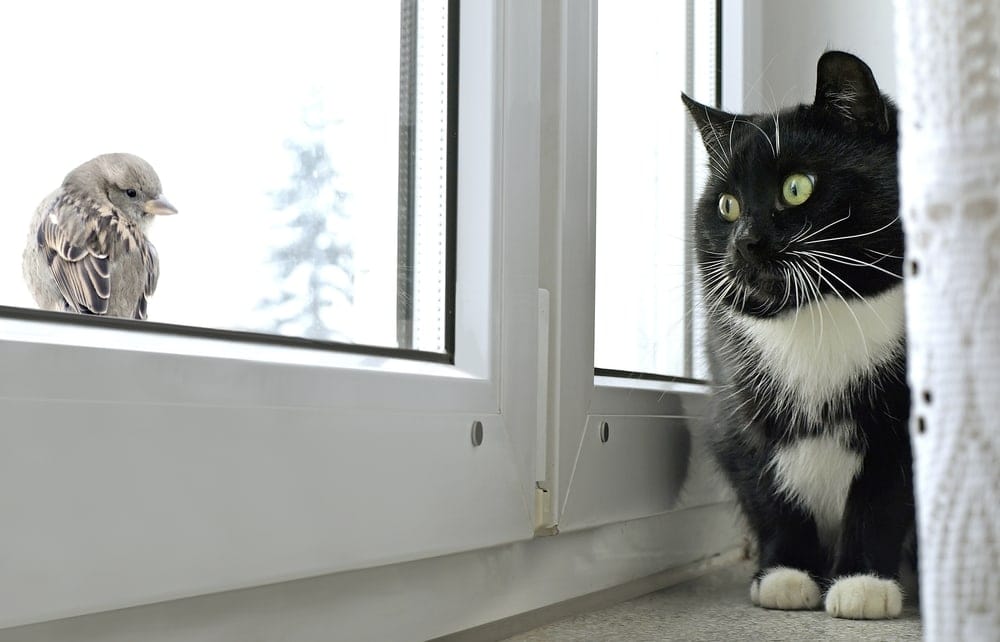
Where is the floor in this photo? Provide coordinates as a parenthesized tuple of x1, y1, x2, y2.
(504, 562, 922, 642)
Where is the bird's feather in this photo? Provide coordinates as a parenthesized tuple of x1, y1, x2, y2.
(36, 191, 157, 317)
(135, 243, 160, 320)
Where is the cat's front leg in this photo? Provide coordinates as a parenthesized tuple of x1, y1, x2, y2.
(825, 442, 914, 620)
(744, 495, 829, 611)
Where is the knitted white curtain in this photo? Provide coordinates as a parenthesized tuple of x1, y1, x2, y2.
(895, 1, 1000, 639)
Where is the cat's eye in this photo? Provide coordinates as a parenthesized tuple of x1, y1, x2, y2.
(781, 173, 815, 206)
(718, 194, 741, 222)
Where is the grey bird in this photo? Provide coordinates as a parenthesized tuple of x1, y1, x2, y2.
(23, 153, 177, 320)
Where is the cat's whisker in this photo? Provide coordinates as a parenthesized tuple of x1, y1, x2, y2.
(699, 272, 728, 286)
(700, 259, 729, 278)
(772, 87, 795, 160)
(708, 270, 733, 299)
(801, 260, 825, 342)
(700, 279, 722, 302)
(865, 248, 903, 261)
(802, 256, 873, 362)
(791, 259, 824, 345)
(740, 284, 751, 314)
(698, 263, 728, 276)
(799, 249, 903, 280)
(772, 109, 781, 158)
(795, 209, 854, 244)
(719, 277, 741, 314)
(734, 118, 777, 158)
(809, 250, 903, 279)
(702, 106, 732, 169)
(704, 277, 732, 303)
(702, 146, 727, 177)
(778, 262, 794, 310)
(707, 157, 728, 181)
(723, 283, 741, 315)
(744, 54, 777, 109)
(802, 215, 901, 246)
(704, 281, 737, 317)
(781, 223, 814, 252)
(701, 275, 730, 294)
(804, 258, 853, 351)
(785, 261, 803, 337)
(728, 116, 738, 161)
(797, 251, 893, 332)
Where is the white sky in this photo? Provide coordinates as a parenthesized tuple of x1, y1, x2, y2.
(595, 2, 689, 376)
(0, 1, 404, 347)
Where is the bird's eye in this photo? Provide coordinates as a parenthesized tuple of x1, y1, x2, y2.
(126, 188, 138, 198)
(718, 193, 741, 222)
(781, 173, 815, 207)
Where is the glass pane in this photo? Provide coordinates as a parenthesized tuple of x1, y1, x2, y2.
(0, 0, 450, 355)
(595, 0, 715, 378)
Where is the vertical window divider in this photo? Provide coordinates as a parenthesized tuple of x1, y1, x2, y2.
(397, 0, 418, 350)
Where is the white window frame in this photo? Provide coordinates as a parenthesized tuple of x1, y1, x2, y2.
(546, 0, 726, 535)
(0, 1, 742, 636)
(0, 2, 546, 628)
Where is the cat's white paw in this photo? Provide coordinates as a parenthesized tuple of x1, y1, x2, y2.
(751, 567, 822, 610)
(825, 574, 903, 619)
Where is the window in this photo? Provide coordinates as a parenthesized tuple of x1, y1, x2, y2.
(0, 1, 547, 627)
(0, 2, 735, 634)
(594, 0, 717, 379)
(0, 0, 452, 355)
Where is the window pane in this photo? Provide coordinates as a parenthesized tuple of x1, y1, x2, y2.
(0, 0, 450, 355)
(595, 0, 715, 378)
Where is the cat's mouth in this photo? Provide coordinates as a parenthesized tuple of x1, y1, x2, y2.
(723, 264, 792, 317)
(702, 257, 807, 318)
(736, 264, 786, 291)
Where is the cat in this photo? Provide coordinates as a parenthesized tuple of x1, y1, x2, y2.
(682, 51, 913, 620)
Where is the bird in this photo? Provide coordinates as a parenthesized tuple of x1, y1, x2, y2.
(23, 153, 177, 320)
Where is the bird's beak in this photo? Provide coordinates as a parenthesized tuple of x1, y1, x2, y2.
(144, 197, 178, 216)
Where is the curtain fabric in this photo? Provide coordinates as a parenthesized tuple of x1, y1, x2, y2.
(895, 1, 1000, 638)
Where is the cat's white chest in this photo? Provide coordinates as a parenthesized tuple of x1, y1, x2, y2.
(733, 284, 905, 420)
(770, 433, 862, 545)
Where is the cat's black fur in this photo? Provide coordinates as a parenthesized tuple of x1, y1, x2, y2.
(683, 52, 913, 618)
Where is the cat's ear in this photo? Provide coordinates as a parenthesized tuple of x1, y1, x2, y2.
(681, 93, 736, 156)
(814, 51, 890, 133)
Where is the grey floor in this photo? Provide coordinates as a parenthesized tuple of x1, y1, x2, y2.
(505, 562, 922, 642)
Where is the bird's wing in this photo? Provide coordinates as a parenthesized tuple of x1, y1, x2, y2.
(133, 243, 159, 320)
(35, 195, 112, 315)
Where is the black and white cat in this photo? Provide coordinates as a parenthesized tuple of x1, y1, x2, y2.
(682, 51, 913, 620)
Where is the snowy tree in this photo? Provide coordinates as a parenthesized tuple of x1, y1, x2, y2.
(257, 121, 353, 341)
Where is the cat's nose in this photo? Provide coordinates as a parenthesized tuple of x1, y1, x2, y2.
(735, 229, 764, 262)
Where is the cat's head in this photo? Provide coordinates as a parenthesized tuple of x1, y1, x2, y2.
(683, 51, 901, 320)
